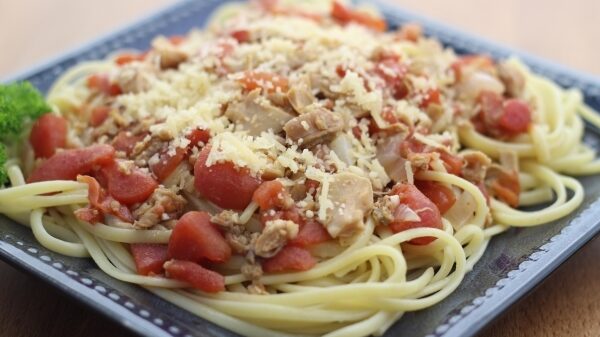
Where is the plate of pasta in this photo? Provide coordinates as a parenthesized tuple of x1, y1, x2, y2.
(2, 1, 600, 337)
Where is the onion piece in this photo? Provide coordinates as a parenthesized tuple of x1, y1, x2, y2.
(458, 71, 505, 100)
(443, 190, 477, 230)
(330, 133, 354, 165)
(393, 204, 421, 222)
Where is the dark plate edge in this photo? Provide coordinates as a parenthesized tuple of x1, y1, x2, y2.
(0, 239, 166, 337)
(0, 1, 599, 337)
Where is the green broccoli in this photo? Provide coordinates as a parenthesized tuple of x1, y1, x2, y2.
(0, 145, 7, 186)
(0, 81, 51, 185)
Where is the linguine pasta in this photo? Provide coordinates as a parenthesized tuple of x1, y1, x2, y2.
(1, 1, 599, 336)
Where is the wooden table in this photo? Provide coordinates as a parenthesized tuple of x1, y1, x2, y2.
(1, 1, 599, 336)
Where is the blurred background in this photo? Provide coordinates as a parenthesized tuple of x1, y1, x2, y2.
(0, 1, 599, 337)
(1, 0, 600, 78)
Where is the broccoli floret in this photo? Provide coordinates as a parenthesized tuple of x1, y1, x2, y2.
(0, 81, 51, 186)
(0, 82, 50, 138)
(0, 145, 7, 186)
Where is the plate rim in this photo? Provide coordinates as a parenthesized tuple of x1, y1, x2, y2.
(1, 1, 600, 337)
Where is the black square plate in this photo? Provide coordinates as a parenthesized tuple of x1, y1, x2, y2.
(2, 1, 600, 336)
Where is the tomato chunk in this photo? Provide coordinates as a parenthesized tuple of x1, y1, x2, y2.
(102, 160, 158, 205)
(262, 245, 316, 273)
(231, 29, 250, 43)
(114, 53, 145, 66)
(75, 175, 134, 223)
(451, 55, 495, 82)
(186, 128, 211, 150)
(252, 180, 287, 210)
(439, 151, 464, 176)
(331, 1, 387, 32)
(90, 106, 111, 127)
(169, 35, 185, 45)
(131, 244, 169, 276)
(164, 260, 225, 293)
(29, 114, 68, 159)
(474, 91, 532, 138)
(374, 57, 409, 100)
(238, 71, 289, 93)
(289, 220, 332, 247)
(488, 170, 520, 208)
(498, 99, 532, 136)
(150, 148, 186, 182)
(168, 211, 231, 264)
(87, 74, 122, 96)
(111, 131, 147, 155)
(420, 88, 441, 108)
(260, 207, 304, 228)
(194, 145, 261, 210)
(28, 144, 115, 183)
(396, 23, 422, 42)
(388, 183, 443, 245)
(151, 128, 210, 182)
(415, 180, 456, 214)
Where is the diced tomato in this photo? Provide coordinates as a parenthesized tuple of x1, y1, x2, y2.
(130, 244, 169, 276)
(415, 180, 456, 214)
(238, 71, 289, 93)
(420, 88, 441, 108)
(388, 183, 443, 245)
(257, 0, 278, 11)
(488, 170, 520, 208)
(151, 128, 211, 182)
(111, 131, 147, 155)
(28, 145, 115, 183)
(305, 179, 320, 197)
(75, 175, 134, 223)
(262, 245, 316, 273)
(114, 53, 145, 66)
(289, 220, 332, 247)
(260, 207, 304, 227)
(164, 260, 225, 293)
(194, 145, 261, 210)
(397, 135, 462, 176)
(368, 107, 399, 134)
(375, 56, 407, 82)
(399, 135, 426, 156)
(439, 151, 464, 176)
(74, 207, 103, 224)
(87, 74, 122, 96)
(375, 58, 409, 100)
(258, 0, 322, 21)
(475, 92, 532, 138)
(169, 35, 185, 46)
(90, 106, 111, 127)
(186, 128, 211, 150)
(29, 114, 68, 159)
(336, 65, 347, 78)
(331, 1, 387, 32)
(167, 211, 232, 264)
(230, 29, 250, 43)
(252, 180, 288, 210)
(498, 99, 532, 136)
(101, 160, 158, 205)
(150, 148, 186, 182)
(478, 90, 504, 127)
(451, 55, 495, 82)
(396, 23, 422, 42)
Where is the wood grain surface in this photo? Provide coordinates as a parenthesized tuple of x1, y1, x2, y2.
(0, 1, 599, 336)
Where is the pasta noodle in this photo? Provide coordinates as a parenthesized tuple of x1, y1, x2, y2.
(1, 1, 600, 336)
